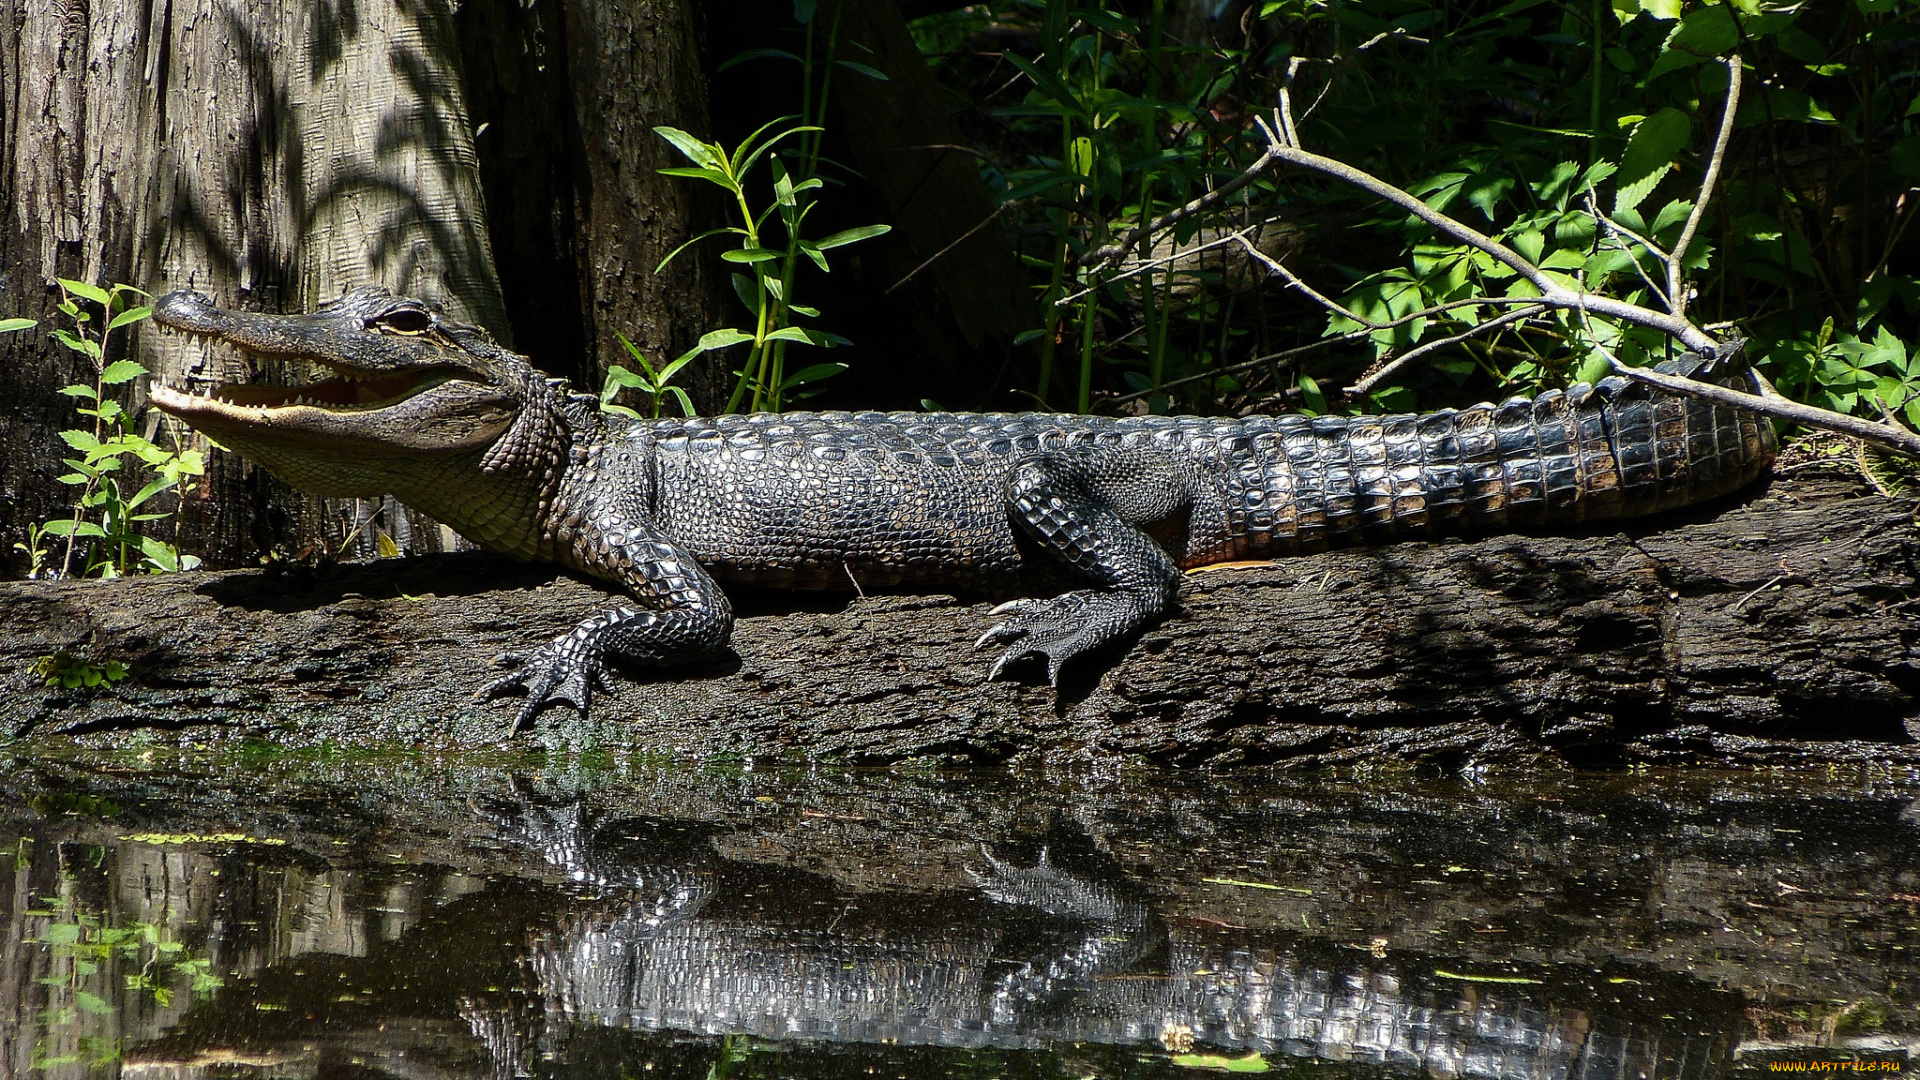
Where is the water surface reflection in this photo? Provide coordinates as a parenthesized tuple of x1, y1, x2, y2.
(0, 758, 1913, 1079)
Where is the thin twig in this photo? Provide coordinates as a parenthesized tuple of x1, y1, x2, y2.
(1587, 196, 1674, 313)
(1583, 194, 1671, 265)
(885, 202, 1012, 295)
(1348, 304, 1548, 395)
(1259, 138, 1721, 353)
(1228, 231, 1364, 323)
(1106, 336, 1359, 406)
(1051, 228, 1255, 308)
(1228, 228, 1548, 329)
(1729, 573, 1787, 613)
(1668, 56, 1743, 317)
(1078, 148, 1285, 274)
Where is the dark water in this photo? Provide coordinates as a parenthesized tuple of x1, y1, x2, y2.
(1, 753, 1915, 1079)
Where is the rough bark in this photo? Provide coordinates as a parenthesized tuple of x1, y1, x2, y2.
(557, 0, 728, 409)
(0, 0, 732, 572)
(1, 474, 1914, 767)
(0, 0, 517, 570)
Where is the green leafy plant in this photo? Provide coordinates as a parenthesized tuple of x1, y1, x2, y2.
(30, 651, 129, 690)
(655, 119, 888, 413)
(26, 881, 224, 1070)
(912, 0, 1920, 432)
(37, 280, 205, 578)
(655, 4, 893, 414)
(601, 332, 706, 420)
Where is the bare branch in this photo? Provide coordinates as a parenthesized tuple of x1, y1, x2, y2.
(1584, 194, 1671, 266)
(1260, 140, 1722, 353)
(1667, 56, 1743, 317)
(1052, 228, 1256, 308)
(1348, 305, 1549, 395)
(1586, 195, 1674, 312)
(1227, 230, 1367, 323)
(1106, 336, 1361, 406)
(1078, 147, 1284, 274)
(1612, 361, 1920, 458)
(885, 203, 1012, 296)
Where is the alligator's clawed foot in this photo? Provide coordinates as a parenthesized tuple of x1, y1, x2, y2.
(976, 589, 1132, 685)
(478, 636, 619, 734)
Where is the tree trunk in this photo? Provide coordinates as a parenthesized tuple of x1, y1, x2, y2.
(2, 474, 1914, 768)
(555, 0, 729, 409)
(0, 0, 728, 575)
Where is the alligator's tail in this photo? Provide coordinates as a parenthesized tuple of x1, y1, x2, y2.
(1238, 355, 1776, 555)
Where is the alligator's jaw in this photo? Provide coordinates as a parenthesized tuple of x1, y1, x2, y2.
(147, 289, 549, 523)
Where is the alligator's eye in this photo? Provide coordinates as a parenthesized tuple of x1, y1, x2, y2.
(375, 308, 435, 335)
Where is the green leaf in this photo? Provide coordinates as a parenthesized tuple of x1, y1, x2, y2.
(140, 536, 183, 571)
(604, 364, 652, 393)
(74, 990, 115, 1016)
(1002, 52, 1091, 121)
(696, 328, 755, 352)
(126, 477, 173, 511)
(39, 922, 83, 945)
(106, 305, 151, 331)
(1299, 374, 1327, 414)
(51, 328, 101, 358)
(721, 248, 783, 264)
(834, 60, 888, 81)
(1890, 136, 1920, 179)
(0, 317, 36, 333)
(779, 362, 846, 389)
(60, 430, 103, 453)
(815, 224, 892, 252)
(665, 386, 696, 417)
(657, 166, 738, 192)
(654, 227, 745, 273)
(58, 279, 112, 307)
(615, 333, 661, 379)
(59, 384, 99, 399)
(1648, 7, 1737, 78)
(1614, 108, 1690, 215)
(764, 326, 826, 346)
(715, 47, 804, 73)
(99, 359, 146, 384)
(654, 126, 725, 171)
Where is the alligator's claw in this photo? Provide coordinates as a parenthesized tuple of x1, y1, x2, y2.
(977, 590, 1109, 685)
(478, 634, 614, 734)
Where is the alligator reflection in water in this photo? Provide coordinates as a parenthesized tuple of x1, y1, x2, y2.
(6, 763, 1911, 1080)
(458, 795, 1740, 1080)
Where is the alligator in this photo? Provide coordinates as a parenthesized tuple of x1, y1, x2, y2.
(148, 286, 1776, 728)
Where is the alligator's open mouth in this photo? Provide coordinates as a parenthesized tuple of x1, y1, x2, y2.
(148, 355, 463, 417)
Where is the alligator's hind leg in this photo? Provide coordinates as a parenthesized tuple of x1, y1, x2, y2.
(979, 448, 1194, 684)
(481, 532, 733, 732)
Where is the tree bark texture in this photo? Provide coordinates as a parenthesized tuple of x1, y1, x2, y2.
(1, 474, 1914, 768)
(0, 0, 725, 572)
(555, 0, 727, 408)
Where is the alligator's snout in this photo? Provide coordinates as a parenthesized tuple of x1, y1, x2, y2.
(152, 289, 224, 333)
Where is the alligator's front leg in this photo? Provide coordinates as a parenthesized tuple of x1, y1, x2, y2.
(979, 448, 1194, 684)
(481, 530, 732, 732)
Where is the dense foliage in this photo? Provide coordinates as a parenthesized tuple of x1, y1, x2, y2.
(908, 0, 1919, 421)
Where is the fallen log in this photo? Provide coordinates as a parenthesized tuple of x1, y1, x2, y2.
(2, 473, 1916, 767)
